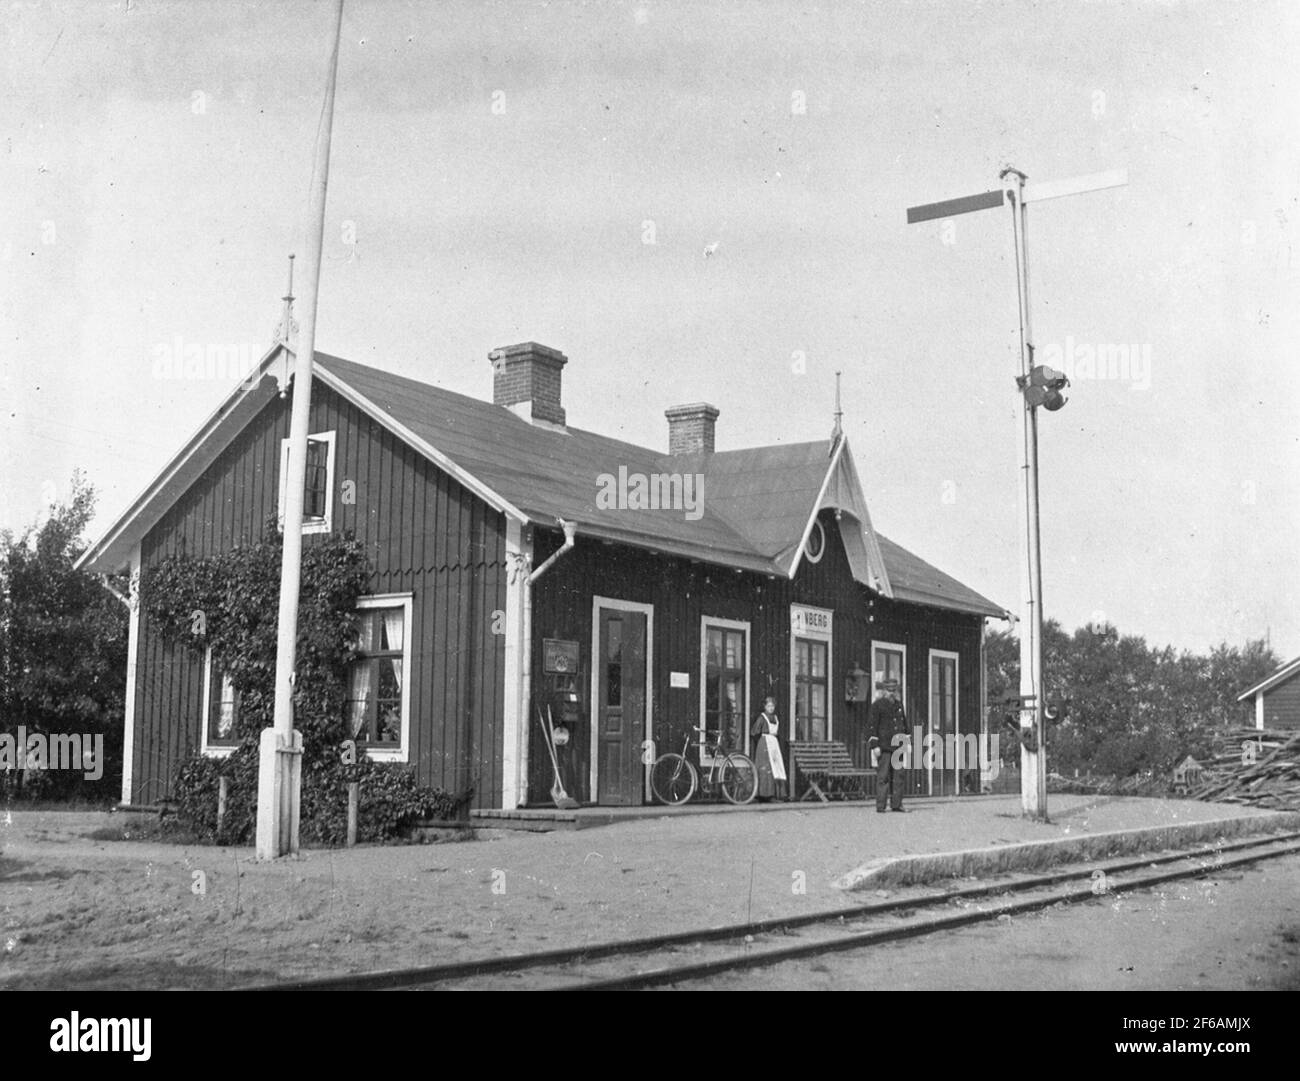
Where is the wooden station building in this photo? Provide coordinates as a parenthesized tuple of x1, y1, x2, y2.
(78, 339, 1006, 810)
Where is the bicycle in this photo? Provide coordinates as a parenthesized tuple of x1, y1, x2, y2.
(650, 726, 758, 806)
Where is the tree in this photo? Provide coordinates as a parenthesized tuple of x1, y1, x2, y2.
(982, 619, 1279, 781)
(0, 473, 127, 801)
(983, 625, 1021, 767)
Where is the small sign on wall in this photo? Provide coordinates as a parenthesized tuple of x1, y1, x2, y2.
(670, 671, 690, 689)
(543, 638, 580, 674)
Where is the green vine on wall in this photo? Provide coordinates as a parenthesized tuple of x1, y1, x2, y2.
(143, 525, 467, 844)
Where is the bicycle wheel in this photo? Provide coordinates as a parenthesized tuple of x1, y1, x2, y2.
(719, 753, 758, 805)
(651, 753, 698, 805)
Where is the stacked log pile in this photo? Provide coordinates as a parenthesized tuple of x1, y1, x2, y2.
(1187, 727, 1300, 810)
(1047, 772, 1165, 797)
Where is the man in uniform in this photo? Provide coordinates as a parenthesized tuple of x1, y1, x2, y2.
(867, 678, 909, 813)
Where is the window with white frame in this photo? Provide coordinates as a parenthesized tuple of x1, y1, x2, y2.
(791, 605, 833, 742)
(701, 618, 749, 760)
(871, 640, 906, 701)
(345, 595, 413, 760)
(201, 647, 240, 755)
(929, 650, 959, 794)
(278, 430, 336, 534)
(793, 639, 829, 740)
(929, 651, 958, 734)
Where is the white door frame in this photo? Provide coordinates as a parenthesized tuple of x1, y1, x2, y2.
(928, 649, 960, 796)
(590, 596, 655, 804)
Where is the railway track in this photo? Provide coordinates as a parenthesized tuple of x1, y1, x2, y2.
(251, 830, 1300, 991)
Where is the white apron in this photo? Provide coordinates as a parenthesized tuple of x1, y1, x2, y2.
(758, 718, 787, 782)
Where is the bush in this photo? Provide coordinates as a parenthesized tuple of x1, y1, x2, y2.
(150, 528, 470, 845)
(172, 740, 469, 846)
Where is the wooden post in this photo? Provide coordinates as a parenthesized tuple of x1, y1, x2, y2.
(217, 774, 228, 836)
(346, 782, 358, 847)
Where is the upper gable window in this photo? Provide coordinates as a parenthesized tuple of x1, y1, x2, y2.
(278, 431, 336, 534)
(803, 518, 825, 563)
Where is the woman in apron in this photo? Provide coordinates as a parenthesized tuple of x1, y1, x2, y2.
(750, 695, 789, 801)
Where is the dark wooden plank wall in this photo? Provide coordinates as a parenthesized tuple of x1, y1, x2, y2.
(1263, 678, 1300, 731)
(132, 380, 508, 808)
(527, 511, 984, 805)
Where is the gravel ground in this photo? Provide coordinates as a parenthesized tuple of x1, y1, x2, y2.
(0, 796, 1278, 989)
(671, 854, 1300, 991)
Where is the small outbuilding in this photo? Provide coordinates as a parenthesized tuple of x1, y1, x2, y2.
(1236, 656, 1300, 732)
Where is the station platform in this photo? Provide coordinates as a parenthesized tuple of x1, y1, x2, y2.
(468, 793, 977, 832)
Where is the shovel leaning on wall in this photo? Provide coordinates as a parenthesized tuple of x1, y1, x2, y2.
(537, 705, 580, 810)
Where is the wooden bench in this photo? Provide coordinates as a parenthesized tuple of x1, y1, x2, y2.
(789, 740, 873, 803)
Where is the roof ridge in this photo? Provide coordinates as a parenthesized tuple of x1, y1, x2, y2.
(319, 352, 838, 464)
(319, 352, 674, 463)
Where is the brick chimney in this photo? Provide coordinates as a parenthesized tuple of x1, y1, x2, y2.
(665, 403, 720, 455)
(489, 342, 568, 426)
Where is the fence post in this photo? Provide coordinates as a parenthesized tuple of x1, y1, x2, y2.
(346, 781, 358, 847)
(217, 774, 229, 836)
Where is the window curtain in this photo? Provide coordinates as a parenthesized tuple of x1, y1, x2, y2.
(383, 609, 404, 694)
(217, 671, 236, 738)
(347, 662, 370, 738)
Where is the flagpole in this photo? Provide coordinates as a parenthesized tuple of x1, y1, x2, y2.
(257, 0, 346, 860)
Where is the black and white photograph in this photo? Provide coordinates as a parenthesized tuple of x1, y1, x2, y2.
(2, 0, 1297, 1030)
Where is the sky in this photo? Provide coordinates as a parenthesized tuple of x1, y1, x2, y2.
(2, 0, 1297, 657)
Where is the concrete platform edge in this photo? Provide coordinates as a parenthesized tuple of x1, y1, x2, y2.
(833, 810, 1300, 891)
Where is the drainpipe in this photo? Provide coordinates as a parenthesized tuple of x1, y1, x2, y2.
(518, 518, 577, 805)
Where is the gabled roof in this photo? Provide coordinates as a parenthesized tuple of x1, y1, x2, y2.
(77, 346, 1005, 618)
(875, 535, 1007, 617)
(611, 433, 891, 593)
(1236, 655, 1300, 701)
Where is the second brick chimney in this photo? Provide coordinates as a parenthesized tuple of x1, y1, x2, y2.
(665, 403, 720, 455)
(489, 342, 568, 426)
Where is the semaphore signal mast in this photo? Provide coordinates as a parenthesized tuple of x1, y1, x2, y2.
(906, 166, 1127, 820)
